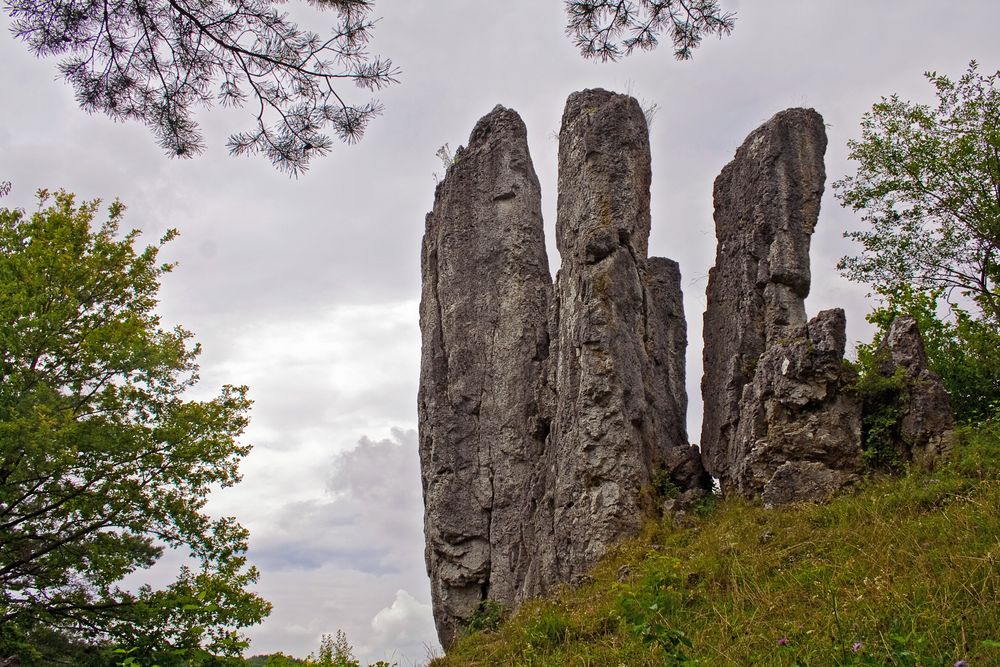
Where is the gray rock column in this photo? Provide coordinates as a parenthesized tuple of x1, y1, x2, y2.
(701, 108, 828, 490)
(418, 106, 552, 648)
(548, 89, 701, 583)
(874, 315, 955, 464)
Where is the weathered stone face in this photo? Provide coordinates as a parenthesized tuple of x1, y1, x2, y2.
(418, 105, 552, 648)
(730, 309, 863, 504)
(646, 258, 709, 491)
(874, 315, 955, 464)
(419, 92, 702, 649)
(701, 108, 829, 490)
(547, 89, 705, 584)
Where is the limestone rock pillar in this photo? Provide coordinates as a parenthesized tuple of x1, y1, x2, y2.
(418, 106, 552, 648)
(700, 108, 828, 490)
(548, 89, 702, 583)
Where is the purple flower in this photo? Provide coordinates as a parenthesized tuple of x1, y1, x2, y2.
(777, 636, 789, 646)
(851, 641, 863, 653)
(954, 660, 968, 667)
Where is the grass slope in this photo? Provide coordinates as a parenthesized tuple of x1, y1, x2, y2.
(434, 423, 1000, 666)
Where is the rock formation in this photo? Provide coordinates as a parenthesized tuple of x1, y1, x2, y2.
(873, 315, 955, 464)
(700, 108, 837, 493)
(731, 309, 863, 504)
(418, 106, 553, 648)
(546, 89, 705, 585)
(419, 92, 703, 649)
(419, 97, 959, 651)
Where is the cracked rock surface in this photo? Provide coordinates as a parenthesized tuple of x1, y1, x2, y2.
(546, 89, 705, 586)
(700, 108, 829, 492)
(731, 309, 863, 504)
(418, 106, 552, 648)
(874, 315, 955, 465)
(419, 92, 701, 648)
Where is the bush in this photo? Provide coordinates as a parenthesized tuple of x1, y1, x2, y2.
(858, 286, 1000, 425)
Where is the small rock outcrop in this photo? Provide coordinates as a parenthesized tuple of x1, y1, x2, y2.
(731, 309, 863, 504)
(418, 106, 552, 648)
(874, 315, 955, 464)
(700, 108, 837, 493)
(419, 91, 703, 649)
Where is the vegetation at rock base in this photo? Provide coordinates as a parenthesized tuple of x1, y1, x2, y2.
(851, 286, 1000, 428)
(0, 191, 268, 665)
(431, 421, 1000, 666)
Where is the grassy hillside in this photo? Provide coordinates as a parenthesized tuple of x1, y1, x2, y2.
(433, 423, 1000, 666)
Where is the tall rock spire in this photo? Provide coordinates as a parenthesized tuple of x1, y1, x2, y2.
(418, 106, 552, 648)
(548, 89, 703, 582)
(700, 108, 829, 489)
(419, 92, 702, 650)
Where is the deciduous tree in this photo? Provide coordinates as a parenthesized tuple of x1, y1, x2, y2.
(0, 190, 269, 664)
(836, 61, 1000, 323)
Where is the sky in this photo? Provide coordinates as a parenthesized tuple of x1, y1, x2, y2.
(2, 1, 999, 663)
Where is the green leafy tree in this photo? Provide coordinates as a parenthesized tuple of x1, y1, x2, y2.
(0, 190, 269, 665)
(836, 61, 1000, 323)
(304, 629, 395, 667)
(311, 630, 359, 667)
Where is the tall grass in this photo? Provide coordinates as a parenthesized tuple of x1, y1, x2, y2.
(433, 421, 1000, 666)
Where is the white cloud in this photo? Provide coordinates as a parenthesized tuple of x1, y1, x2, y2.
(366, 590, 439, 666)
(233, 429, 438, 663)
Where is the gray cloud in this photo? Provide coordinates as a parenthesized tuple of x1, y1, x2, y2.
(247, 429, 424, 574)
(237, 429, 434, 661)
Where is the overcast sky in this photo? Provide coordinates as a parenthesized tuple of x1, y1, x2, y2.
(2, 1, 999, 663)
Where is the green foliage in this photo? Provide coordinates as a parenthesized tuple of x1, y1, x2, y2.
(850, 349, 907, 471)
(245, 653, 308, 666)
(614, 553, 692, 665)
(0, 190, 269, 664)
(465, 599, 507, 634)
(305, 630, 395, 667)
(434, 422, 1000, 666)
(317, 630, 358, 667)
(857, 285, 1000, 424)
(651, 466, 681, 500)
(835, 60, 1000, 322)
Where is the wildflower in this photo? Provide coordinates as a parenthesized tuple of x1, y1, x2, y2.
(954, 660, 968, 667)
(777, 636, 789, 646)
(852, 641, 863, 653)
